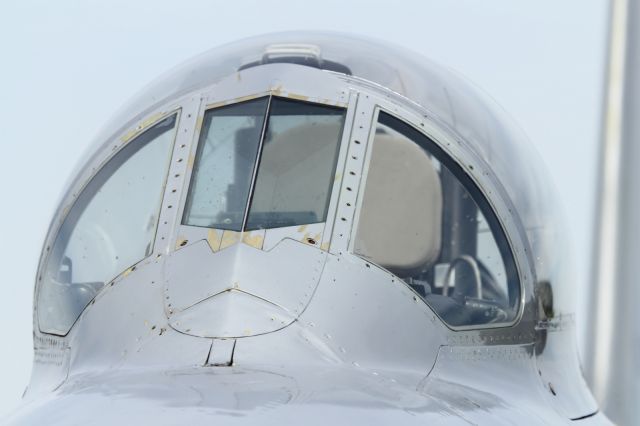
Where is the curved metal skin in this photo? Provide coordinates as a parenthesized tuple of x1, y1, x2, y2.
(4, 33, 609, 425)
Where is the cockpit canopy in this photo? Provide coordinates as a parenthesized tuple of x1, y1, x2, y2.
(36, 32, 567, 338)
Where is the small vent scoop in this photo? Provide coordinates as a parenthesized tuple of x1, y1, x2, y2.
(239, 43, 352, 75)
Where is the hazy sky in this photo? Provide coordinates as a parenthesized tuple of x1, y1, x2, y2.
(0, 0, 607, 416)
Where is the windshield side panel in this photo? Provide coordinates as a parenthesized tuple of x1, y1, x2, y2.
(38, 114, 178, 335)
(182, 97, 269, 230)
(246, 98, 345, 230)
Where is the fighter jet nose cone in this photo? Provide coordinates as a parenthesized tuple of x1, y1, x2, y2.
(164, 239, 327, 338)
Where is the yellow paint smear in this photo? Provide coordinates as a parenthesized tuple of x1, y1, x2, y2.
(270, 84, 284, 96)
(302, 232, 322, 245)
(285, 93, 310, 102)
(195, 115, 204, 133)
(234, 94, 260, 104)
(205, 100, 227, 109)
(121, 112, 166, 143)
(220, 230, 240, 250)
(175, 237, 187, 249)
(242, 232, 264, 249)
(207, 229, 221, 252)
(207, 94, 260, 110)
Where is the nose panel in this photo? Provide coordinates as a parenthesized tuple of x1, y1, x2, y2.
(169, 289, 296, 338)
(164, 238, 326, 338)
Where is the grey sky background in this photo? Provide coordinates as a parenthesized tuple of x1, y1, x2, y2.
(0, 0, 608, 415)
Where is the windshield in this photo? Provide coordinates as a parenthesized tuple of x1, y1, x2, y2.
(183, 96, 345, 231)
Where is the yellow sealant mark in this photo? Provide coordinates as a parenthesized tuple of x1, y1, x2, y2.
(285, 93, 310, 102)
(242, 232, 264, 249)
(334, 172, 342, 182)
(297, 224, 308, 233)
(121, 112, 166, 143)
(320, 242, 330, 251)
(220, 230, 240, 250)
(207, 229, 221, 252)
(122, 267, 135, 277)
(206, 100, 227, 109)
(195, 115, 204, 133)
(187, 154, 195, 170)
(270, 84, 284, 96)
(120, 129, 139, 143)
(206, 94, 261, 110)
(234, 94, 259, 104)
(175, 237, 187, 249)
(302, 232, 322, 245)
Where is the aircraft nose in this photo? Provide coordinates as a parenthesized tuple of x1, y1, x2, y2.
(163, 239, 326, 338)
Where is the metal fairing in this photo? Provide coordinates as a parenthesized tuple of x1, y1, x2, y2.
(164, 239, 327, 337)
(6, 33, 608, 425)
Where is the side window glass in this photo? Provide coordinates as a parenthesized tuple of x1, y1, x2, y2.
(354, 111, 519, 327)
(38, 115, 177, 335)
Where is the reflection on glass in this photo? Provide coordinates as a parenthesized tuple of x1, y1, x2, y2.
(246, 98, 344, 230)
(39, 115, 177, 335)
(182, 98, 269, 230)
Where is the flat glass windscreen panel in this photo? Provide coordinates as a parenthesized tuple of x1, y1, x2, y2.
(183, 96, 345, 232)
(354, 111, 519, 327)
(182, 98, 269, 230)
(38, 115, 177, 335)
(246, 98, 344, 230)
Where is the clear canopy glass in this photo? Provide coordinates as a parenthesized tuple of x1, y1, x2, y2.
(78, 31, 569, 315)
